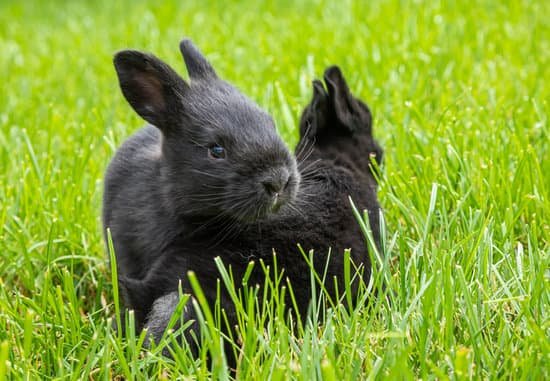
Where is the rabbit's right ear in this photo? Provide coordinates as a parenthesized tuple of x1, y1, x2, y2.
(299, 79, 329, 139)
(324, 66, 372, 134)
(114, 50, 188, 132)
(179, 39, 218, 81)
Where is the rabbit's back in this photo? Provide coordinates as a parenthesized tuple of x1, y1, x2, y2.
(102, 126, 175, 279)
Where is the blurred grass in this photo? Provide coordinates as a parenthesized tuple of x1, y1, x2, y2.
(0, 0, 548, 379)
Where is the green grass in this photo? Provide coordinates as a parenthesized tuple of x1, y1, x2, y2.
(1, 0, 549, 379)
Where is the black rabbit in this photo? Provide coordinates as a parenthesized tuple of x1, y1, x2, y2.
(103, 39, 383, 353)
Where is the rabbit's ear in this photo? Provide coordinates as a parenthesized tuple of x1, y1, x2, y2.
(114, 50, 188, 131)
(179, 39, 218, 81)
(299, 79, 329, 139)
(324, 66, 355, 127)
(312, 79, 327, 104)
(324, 66, 372, 133)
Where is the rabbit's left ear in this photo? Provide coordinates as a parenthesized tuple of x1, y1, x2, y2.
(114, 50, 188, 132)
(324, 66, 372, 134)
(180, 39, 218, 81)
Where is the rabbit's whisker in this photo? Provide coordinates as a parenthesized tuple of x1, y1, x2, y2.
(191, 169, 223, 178)
(209, 202, 253, 246)
(285, 202, 306, 218)
(296, 140, 316, 164)
(295, 126, 316, 160)
(298, 158, 322, 173)
(188, 195, 256, 239)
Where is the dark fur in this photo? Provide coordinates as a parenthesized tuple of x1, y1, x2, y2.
(103, 39, 383, 353)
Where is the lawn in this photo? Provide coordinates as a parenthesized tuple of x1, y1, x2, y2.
(0, 0, 548, 379)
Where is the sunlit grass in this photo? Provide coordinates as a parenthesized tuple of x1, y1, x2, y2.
(0, 0, 548, 379)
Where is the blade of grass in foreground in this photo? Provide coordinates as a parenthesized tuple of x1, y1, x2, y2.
(106, 229, 122, 340)
(0, 341, 9, 380)
(187, 270, 229, 378)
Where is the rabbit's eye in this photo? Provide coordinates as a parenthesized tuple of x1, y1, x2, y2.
(208, 145, 226, 159)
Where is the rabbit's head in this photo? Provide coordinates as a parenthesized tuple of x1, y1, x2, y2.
(298, 66, 383, 171)
(113, 39, 299, 222)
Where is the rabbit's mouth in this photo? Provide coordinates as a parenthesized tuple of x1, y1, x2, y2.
(221, 168, 299, 223)
(270, 193, 286, 213)
(258, 191, 293, 218)
(228, 194, 289, 223)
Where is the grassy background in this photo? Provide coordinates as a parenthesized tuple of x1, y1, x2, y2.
(0, 0, 548, 379)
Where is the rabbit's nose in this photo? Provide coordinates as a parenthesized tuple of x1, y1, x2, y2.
(262, 169, 290, 196)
